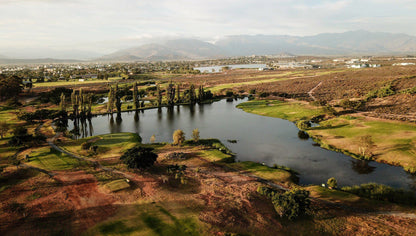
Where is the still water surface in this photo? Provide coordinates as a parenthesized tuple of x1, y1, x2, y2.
(69, 99, 416, 190)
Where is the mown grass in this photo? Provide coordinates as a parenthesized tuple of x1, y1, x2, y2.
(27, 147, 86, 171)
(309, 115, 416, 172)
(104, 179, 130, 192)
(228, 161, 294, 186)
(237, 100, 325, 122)
(87, 202, 204, 235)
(32, 77, 122, 88)
(61, 132, 140, 159)
(208, 77, 293, 93)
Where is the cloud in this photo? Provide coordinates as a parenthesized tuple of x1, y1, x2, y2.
(0, 0, 414, 53)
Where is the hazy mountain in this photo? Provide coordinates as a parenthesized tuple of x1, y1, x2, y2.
(99, 39, 224, 61)
(215, 30, 416, 56)
(101, 31, 416, 61)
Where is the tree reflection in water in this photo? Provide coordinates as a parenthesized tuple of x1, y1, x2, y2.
(351, 159, 376, 174)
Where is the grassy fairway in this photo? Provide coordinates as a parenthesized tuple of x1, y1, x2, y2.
(60, 132, 140, 159)
(228, 161, 295, 186)
(27, 147, 86, 171)
(237, 99, 325, 121)
(309, 115, 416, 172)
(208, 76, 294, 93)
(32, 77, 122, 88)
(88, 202, 203, 236)
(239, 99, 416, 172)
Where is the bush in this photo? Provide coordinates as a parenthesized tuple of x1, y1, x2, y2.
(366, 84, 395, 99)
(225, 91, 234, 97)
(173, 129, 185, 146)
(272, 189, 310, 220)
(296, 120, 311, 130)
(327, 177, 337, 189)
(339, 99, 365, 110)
(259, 92, 270, 98)
(341, 183, 416, 205)
(249, 89, 256, 94)
(81, 142, 92, 150)
(166, 152, 189, 160)
(120, 146, 158, 169)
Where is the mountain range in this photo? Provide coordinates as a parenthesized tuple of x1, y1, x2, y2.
(1, 31, 416, 63)
(99, 30, 416, 61)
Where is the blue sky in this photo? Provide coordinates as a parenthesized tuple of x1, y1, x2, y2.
(0, 0, 415, 55)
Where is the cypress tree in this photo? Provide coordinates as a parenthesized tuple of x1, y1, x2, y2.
(59, 93, 66, 112)
(133, 82, 138, 110)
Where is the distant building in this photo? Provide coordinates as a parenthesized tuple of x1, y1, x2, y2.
(393, 62, 416, 66)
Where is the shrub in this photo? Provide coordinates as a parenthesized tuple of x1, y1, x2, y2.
(272, 189, 310, 220)
(192, 128, 200, 143)
(327, 177, 338, 189)
(366, 84, 395, 99)
(341, 183, 416, 205)
(249, 89, 256, 94)
(225, 91, 234, 97)
(120, 146, 158, 169)
(339, 99, 365, 110)
(296, 120, 311, 130)
(166, 152, 189, 160)
(173, 129, 185, 146)
(259, 92, 270, 98)
(81, 142, 92, 150)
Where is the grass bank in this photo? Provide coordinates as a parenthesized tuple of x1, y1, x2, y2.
(238, 99, 416, 173)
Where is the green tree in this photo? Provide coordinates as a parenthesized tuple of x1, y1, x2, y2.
(107, 87, 114, 113)
(358, 135, 375, 158)
(327, 177, 338, 189)
(156, 84, 162, 107)
(120, 146, 158, 169)
(115, 83, 121, 114)
(272, 189, 310, 220)
(59, 93, 66, 112)
(192, 128, 200, 143)
(173, 129, 185, 146)
(0, 75, 23, 101)
(176, 84, 181, 102)
(133, 82, 139, 110)
(198, 85, 205, 102)
(166, 81, 176, 106)
(189, 84, 196, 104)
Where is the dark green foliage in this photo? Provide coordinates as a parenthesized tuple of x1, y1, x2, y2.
(296, 120, 311, 130)
(39, 87, 72, 104)
(120, 146, 158, 169)
(81, 142, 92, 150)
(257, 186, 280, 198)
(18, 109, 63, 122)
(249, 89, 256, 94)
(0, 75, 23, 101)
(258, 92, 270, 98)
(323, 105, 337, 116)
(327, 177, 338, 189)
(341, 183, 416, 205)
(297, 131, 309, 140)
(166, 152, 189, 160)
(339, 99, 365, 110)
(272, 189, 310, 220)
(225, 91, 234, 97)
(8, 127, 46, 146)
(366, 84, 396, 99)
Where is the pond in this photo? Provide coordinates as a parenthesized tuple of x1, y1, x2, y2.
(193, 64, 267, 73)
(68, 99, 416, 190)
